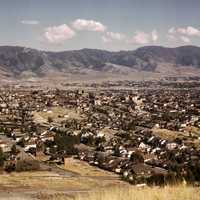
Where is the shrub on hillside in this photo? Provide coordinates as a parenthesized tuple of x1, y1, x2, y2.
(15, 159, 40, 172)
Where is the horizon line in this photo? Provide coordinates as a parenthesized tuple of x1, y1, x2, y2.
(0, 44, 199, 53)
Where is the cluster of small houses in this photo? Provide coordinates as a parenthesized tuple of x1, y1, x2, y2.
(0, 84, 200, 185)
(76, 128, 200, 185)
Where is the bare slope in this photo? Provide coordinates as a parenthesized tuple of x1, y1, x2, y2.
(0, 45, 200, 81)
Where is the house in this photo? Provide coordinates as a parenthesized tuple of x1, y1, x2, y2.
(0, 141, 11, 153)
(24, 141, 37, 152)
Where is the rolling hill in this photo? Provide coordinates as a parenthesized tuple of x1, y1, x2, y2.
(0, 45, 200, 82)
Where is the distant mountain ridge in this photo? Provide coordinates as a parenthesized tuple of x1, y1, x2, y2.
(0, 45, 200, 80)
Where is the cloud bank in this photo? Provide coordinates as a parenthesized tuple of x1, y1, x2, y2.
(43, 18, 160, 46)
(168, 26, 200, 43)
(44, 24, 75, 44)
(72, 19, 106, 32)
(130, 30, 158, 44)
(102, 31, 125, 43)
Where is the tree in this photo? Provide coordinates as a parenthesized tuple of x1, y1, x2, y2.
(11, 144, 17, 155)
(54, 133, 80, 155)
(0, 147, 4, 167)
(48, 116, 53, 123)
(5, 128, 11, 137)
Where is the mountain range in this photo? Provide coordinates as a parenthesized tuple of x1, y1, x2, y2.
(0, 45, 200, 82)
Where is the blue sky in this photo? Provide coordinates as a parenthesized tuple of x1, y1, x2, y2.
(1, 0, 200, 51)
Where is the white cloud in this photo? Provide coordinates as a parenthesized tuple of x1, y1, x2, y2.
(177, 26, 200, 37)
(133, 31, 150, 44)
(72, 19, 106, 32)
(176, 28, 185, 35)
(21, 20, 40, 25)
(130, 30, 158, 44)
(151, 30, 158, 42)
(168, 27, 176, 34)
(180, 36, 191, 43)
(168, 26, 200, 37)
(102, 36, 111, 43)
(102, 31, 125, 43)
(167, 26, 200, 43)
(167, 34, 177, 41)
(167, 28, 191, 43)
(44, 24, 75, 44)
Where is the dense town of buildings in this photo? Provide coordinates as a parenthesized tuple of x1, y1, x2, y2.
(0, 81, 200, 186)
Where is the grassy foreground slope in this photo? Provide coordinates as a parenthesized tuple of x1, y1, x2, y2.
(53, 185, 200, 200)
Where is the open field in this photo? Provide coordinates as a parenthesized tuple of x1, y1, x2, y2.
(152, 128, 188, 141)
(2, 169, 199, 200)
(61, 158, 118, 177)
(49, 185, 200, 200)
(0, 161, 125, 200)
(1, 169, 200, 200)
(33, 106, 84, 124)
(152, 127, 200, 148)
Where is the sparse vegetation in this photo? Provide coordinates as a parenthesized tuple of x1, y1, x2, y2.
(15, 159, 40, 172)
(49, 185, 200, 200)
(48, 116, 53, 123)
